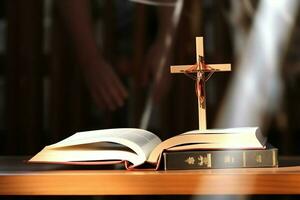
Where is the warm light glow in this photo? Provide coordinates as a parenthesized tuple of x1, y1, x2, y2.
(216, 0, 299, 130)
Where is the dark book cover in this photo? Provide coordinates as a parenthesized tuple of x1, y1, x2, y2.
(163, 147, 278, 170)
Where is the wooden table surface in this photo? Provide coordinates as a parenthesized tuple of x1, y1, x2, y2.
(1, 156, 300, 195)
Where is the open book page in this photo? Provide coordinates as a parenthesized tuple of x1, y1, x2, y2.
(183, 127, 263, 136)
(30, 128, 162, 167)
(147, 127, 266, 164)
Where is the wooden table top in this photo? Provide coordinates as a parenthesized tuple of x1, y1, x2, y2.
(1, 156, 300, 195)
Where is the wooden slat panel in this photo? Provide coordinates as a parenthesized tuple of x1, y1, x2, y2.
(5, 0, 43, 154)
(49, 7, 88, 143)
(131, 4, 147, 127)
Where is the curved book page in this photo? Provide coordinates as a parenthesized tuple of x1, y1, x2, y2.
(147, 127, 266, 164)
(29, 128, 162, 167)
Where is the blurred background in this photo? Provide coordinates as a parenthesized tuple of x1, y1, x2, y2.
(0, 0, 300, 158)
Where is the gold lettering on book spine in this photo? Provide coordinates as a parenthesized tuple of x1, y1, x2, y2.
(197, 154, 211, 167)
(207, 153, 212, 168)
(256, 154, 262, 163)
(185, 157, 195, 165)
(272, 150, 277, 166)
(243, 152, 246, 167)
(224, 155, 235, 164)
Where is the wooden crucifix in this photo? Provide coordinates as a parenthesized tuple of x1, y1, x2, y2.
(170, 37, 231, 130)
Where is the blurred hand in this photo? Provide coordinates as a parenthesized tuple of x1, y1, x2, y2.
(83, 59, 128, 111)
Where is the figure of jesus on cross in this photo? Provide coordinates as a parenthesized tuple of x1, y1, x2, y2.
(170, 37, 231, 131)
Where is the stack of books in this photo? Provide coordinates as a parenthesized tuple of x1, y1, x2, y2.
(29, 127, 277, 170)
(163, 144, 277, 170)
(162, 128, 277, 170)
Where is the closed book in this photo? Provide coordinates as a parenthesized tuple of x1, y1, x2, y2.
(163, 147, 278, 170)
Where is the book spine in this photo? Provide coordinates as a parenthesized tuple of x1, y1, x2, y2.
(163, 148, 278, 170)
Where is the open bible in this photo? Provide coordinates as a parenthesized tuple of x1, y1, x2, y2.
(29, 127, 267, 169)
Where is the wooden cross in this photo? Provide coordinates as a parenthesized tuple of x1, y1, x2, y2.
(170, 37, 231, 130)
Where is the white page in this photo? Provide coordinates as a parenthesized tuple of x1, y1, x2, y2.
(147, 127, 264, 163)
(47, 128, 162, 166)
